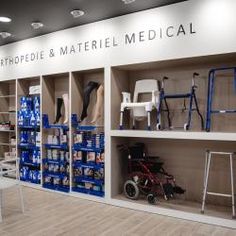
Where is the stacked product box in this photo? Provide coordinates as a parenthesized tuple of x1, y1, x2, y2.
(72, 128, 105, 197)
(18, 96, 41, 184)
(43, 127, 70, 192)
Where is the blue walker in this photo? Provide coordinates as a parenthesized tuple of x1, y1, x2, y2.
(206, 67, 236, 132)
(157, 72, 204, 131)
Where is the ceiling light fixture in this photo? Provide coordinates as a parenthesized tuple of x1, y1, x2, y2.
(0, 16, 12, 23)
(122, 0, 136, 4)
(0, 32, 12, 39)
(70, 9, 85, 18)
(31, 22, 44, 30)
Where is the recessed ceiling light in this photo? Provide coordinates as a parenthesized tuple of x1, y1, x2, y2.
(122, 0, 136, 4)
(0, 16, 12, 23)
(31, 22, 44, 30)
(0, 32, 12, 39)
(70, 9, 85, 18)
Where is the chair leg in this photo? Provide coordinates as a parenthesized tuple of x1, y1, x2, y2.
(119, 111, 124, 130)
(18, 185, 25, 214)
(147, 111, 151, 130)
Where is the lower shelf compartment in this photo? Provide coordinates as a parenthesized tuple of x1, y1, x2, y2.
(72, 187, 104, 197)
(43, 184, 70, 193)
(113, 194, 234, 221)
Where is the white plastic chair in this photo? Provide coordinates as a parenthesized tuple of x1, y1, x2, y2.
(119, 79, 159, 130)
(0, 158, 25, 222)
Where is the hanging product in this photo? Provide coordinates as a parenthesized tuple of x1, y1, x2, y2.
(117, 143, 185, 204)
(80, 81, 100, 122)
(62, 93, 69, 124)
(119, 79, 159, 130)
(206, 67, 236, 132)
(157, 72, 204, 131)
(54, 98, 63, 124)
(91, 84, 104, 124)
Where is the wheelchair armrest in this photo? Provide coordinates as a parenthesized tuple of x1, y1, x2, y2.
(122, 92, 131, 103)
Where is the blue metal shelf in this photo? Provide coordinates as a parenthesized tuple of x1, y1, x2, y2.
(18, 144, 40, 150)
(43, 114, 69, 130)
(73, 161, 104, 169)
(73, 144, 104, 152)
(20, 178, 40, 185)
(20, 161, 40, 168)
(18, 125, 40, 129)
(73, 176, 104, 185)
(43, 184, 70, 193)
(44, 144, 68, 150)
(43, 158, 69, 165)
(72, 187, 104, 197)
(71, 114, 104, 131)
(43, 171, 69, 179)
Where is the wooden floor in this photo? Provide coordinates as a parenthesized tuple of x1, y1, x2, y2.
(0, 187, 235, 236)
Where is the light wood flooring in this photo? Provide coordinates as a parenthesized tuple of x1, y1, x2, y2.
(0, 187, 235, 236)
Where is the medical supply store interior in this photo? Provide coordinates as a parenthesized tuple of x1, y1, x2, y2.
(0, 0, 236, 235)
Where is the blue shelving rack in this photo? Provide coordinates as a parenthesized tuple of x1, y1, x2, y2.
(42, 114, 70, 193)
(71, 114, 105, 197)
(18, 96, 41, 185)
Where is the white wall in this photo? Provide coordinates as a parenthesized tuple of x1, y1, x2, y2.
(0, 0, 235, 80)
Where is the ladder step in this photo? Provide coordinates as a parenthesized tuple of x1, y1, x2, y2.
(207, 191, 232, 198)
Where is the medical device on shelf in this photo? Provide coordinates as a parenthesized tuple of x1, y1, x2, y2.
(119, 79, 159, 130)
(157, 73, 204, 131)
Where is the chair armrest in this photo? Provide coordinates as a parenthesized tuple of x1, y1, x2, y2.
(122, 92, 131, 103)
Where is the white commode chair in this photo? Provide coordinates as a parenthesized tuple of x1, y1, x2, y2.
(0, 158, 25, 222)
(119, 79, 159, 130)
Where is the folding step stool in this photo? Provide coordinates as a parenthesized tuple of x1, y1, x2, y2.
(201, 150, 235, 218)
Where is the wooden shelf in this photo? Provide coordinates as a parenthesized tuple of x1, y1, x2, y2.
(112, 194, 236, 229)
(0, 142, 16, 146)
(0, 129, 15, 132)
(0, 95, 15, 98)
(110, 130, 236, 141)
(0, 112, 16, 114)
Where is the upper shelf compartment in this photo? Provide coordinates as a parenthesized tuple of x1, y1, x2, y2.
(111, 54, 236, 133)
(42, 73, 69, 126)
(71, 68, 104, 127)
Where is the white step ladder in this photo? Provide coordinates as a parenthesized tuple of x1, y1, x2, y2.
(201, 151, 235, 218)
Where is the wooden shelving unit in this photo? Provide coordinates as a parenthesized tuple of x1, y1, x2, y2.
(0, 80, 16, 164)
(108, 57, 236, 228)
(0, 56, 235, 228)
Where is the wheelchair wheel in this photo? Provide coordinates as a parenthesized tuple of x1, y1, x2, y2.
(147, 193, 158, 205)
(124, 180, 139, 200)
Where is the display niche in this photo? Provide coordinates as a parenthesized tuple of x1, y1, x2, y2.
(71, 69, 105, 197)
(111, 136, 236, 220)
(17, 77, 41, 184)
(0, 80, 16, 178)
(111, 55, 236, 132)
(42, 73, 70, 192)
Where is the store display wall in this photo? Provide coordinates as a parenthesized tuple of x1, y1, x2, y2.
(0, 0, 236, 229)
(0, 0, 236, 79)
